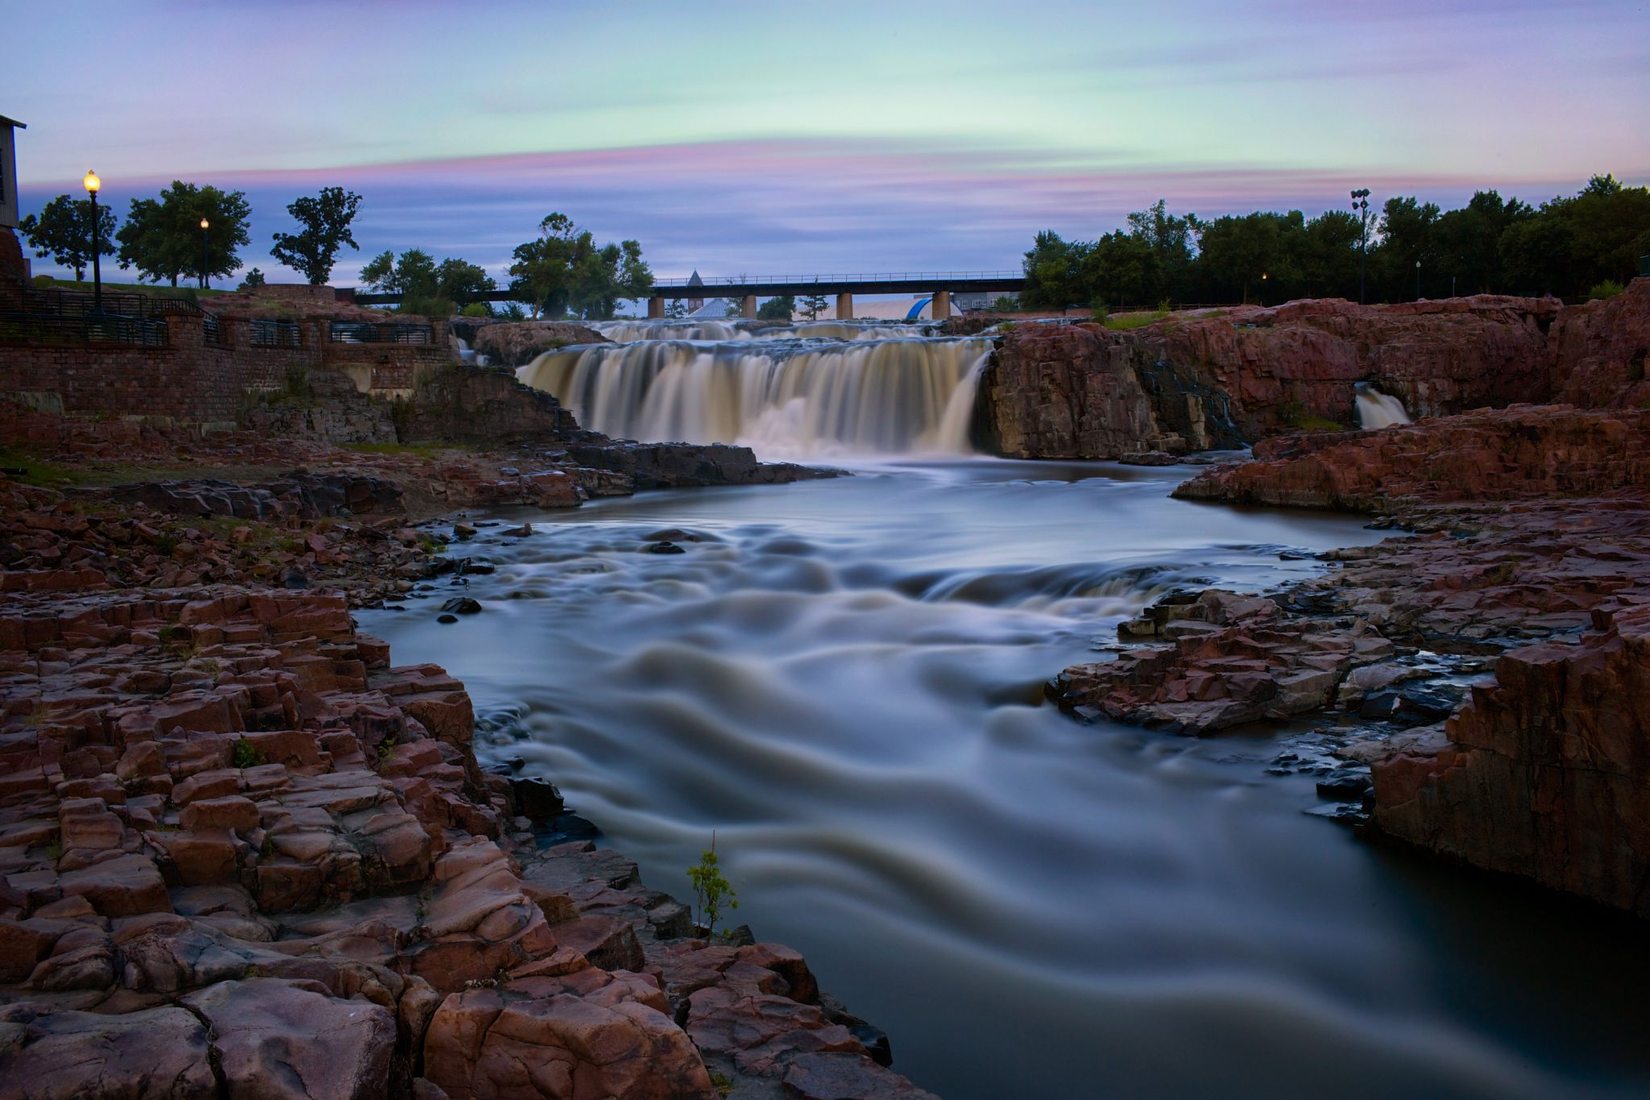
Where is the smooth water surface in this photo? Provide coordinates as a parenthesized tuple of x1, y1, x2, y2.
(363, 460, 1650, 1100)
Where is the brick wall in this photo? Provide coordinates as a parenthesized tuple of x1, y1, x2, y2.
(0, 308, 452, 432)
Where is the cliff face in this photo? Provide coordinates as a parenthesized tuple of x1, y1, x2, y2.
(1372, 603, 1650, 916)
(1172, 405, 1650, 512)
(976, 294, 1581, 458)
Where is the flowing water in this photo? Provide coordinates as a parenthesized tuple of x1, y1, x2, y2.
(366, 325, 1650, 1099)
(1355, 383, 1414, 429)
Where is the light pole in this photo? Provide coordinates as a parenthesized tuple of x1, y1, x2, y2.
(83, 169, 102, 312)
(1415, 258, 1422, 301)
(199, 217, 210, 290)
(1350, 188, 1370, 304)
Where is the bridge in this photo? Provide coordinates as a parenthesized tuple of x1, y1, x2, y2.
(645, 271, 1026, 320)
(351, 270, 1026, 320)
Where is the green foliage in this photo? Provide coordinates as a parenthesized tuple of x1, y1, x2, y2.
(798, 292, 828, 321)
(18, 194, 116, 281)
(240, 267, 266, 290)
(1021, 176, 1649, 307)
(989, 295, 1019, 312)
(687, 836, 738, 940)
(1588, 279, 1625, 300)
(232, 738, 265, 769)
(460, 301, 493, 318)
(271, 187, 363, 285)
(498, 302, 528, 321)
(115, 181, 251, 289)
(508, 212, 652, 320)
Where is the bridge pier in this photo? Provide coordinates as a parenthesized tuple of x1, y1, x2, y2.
(836, 292, 854, 320)
(931, 290, 951, 321)
(648, 297, 664, 319)
(741, 294, 757, 319)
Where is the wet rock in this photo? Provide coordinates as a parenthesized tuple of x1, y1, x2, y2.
(437, 613, 458, 624)
(439, 597, 482, 615)
(509, 776, 565, 822)
(645, 540, 685, 555)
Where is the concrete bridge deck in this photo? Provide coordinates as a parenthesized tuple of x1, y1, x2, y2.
(353, 271, 1026, 320)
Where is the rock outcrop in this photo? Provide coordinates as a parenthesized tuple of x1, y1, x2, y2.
(976, 294, 1600, 459)
(467, 322, 608, 368)
(0, 573, 931, 1097)
(1172, 404, 1650, 511)
(1372, 603, 1650, 915)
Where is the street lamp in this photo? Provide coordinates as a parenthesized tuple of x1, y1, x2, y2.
(83, 169, 102, 312)
(1415, 258, 1422, 301)
(200, 217, 210, 290)
(1350, 188, 1371, 305)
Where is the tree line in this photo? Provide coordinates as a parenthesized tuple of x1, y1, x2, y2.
(1021, 175, 1650, 311)
(18, 186, 660, 321)
(18, 182, 366, 290)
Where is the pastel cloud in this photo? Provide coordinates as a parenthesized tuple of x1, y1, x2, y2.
(6, 0, 1646, 283)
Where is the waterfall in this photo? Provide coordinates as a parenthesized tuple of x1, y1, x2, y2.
(592, 319, 934, 344)
(518, 335, 991, 458)
(1354, 383, 1412, 430)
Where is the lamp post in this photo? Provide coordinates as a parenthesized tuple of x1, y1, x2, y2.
(83, 169, 102, 313)
(199, 217, 210, 290)
(1350, 188, 1370, 304)
(1415, 258, 1422, 301)
(1260, 271, 1269, 306)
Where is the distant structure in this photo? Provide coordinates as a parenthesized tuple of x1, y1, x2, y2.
(686, 270, 705, 313)
(0, 114, 25, 229)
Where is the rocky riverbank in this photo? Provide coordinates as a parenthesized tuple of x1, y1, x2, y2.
(973, 280, 1650, 460)
(1052, 396, 1650, 918)
(0, 408, 926, 1098)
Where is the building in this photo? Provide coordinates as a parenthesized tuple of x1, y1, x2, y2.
(0, 114, 24, 230)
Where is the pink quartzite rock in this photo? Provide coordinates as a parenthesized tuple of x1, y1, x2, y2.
(1372, 603, 1650, 915)
(0, 1002, 218, 1098)
(184, 978, 397, 1100)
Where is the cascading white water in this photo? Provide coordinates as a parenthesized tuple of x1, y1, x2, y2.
(518, 336, 991, 458)
(592, 319, 934, 343)
(1354, 383, 1413, 429)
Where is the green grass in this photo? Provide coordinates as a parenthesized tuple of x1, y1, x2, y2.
(1104, 310, 1172, 331)
(31, 275, 229, 298)
(0, 444, 99, 488)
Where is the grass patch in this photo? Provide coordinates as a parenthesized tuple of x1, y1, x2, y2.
(0, 444, 100, 488)
(1104, 310, 1171, 331)
(31, 275, 228, 299)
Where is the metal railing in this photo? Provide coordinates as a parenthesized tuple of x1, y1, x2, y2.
(328, 321, 434, 344)
(0, 312, 169, 347)
(651, 270, 1024, 288)
(202, 314, 228, 347)
(247, 319, 302, 348)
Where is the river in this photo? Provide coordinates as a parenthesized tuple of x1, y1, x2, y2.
(361, 321, 1650, 1099)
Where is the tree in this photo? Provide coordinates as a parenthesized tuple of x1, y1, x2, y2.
(435, 257, 496, 306)
(757, 295, 794, 320)
(1373, 196, 1441, 300)
(508, 214, 652, 319)
(115, 181, 250, 288)
(798, 292, 828, 321)
(1082, 230, 1157, 309)
(1021, 230, 1092, 309)
(1432, 190, 1532, 295)
(17, 194, 115, 281)
(271, 187, 363, 285)
(1125, 199, 1201, 302)
(239, 267, 266, 290)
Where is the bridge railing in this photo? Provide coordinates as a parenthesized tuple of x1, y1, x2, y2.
(651, 270, 1023, 288)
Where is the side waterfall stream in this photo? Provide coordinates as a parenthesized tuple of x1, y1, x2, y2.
(364, 321, 1650, 1099)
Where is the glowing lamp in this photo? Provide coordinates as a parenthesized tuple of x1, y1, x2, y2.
(83, 170, 100, 195)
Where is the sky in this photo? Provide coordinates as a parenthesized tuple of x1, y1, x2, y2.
(7, 0, 1649, 287)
